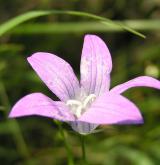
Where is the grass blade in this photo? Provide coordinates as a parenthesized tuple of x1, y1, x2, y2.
(9, 20, 160, 35)
(0, 10, 145, 38)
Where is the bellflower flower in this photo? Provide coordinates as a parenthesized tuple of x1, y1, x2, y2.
(9, 35, 160, 134)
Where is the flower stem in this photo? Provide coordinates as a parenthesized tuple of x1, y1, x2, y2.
(55, 121, 74, 165)
(80, 135, 87, 164)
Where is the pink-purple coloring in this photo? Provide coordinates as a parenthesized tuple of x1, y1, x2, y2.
(9, 35, 160, 134)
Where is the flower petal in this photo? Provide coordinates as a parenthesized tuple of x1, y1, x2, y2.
(79, 93, 143, 124)
(80, 35, 112, 96)
(110, 76, 160, 94)
(9, 93, 75, 121)
(27, 52, 80, 102)
(70, 121, 98, 134)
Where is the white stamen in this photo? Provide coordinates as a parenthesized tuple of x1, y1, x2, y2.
(66, 94, 96, 118)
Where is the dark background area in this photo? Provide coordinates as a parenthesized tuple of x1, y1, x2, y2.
(0, 0, 160, 164)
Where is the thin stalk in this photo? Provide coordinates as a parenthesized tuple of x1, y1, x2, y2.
(55, 121, 74, 165)
(80, 135, 87, 164)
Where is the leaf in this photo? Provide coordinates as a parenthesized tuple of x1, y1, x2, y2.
(8, 20, 160, 34)
(0, 10, 145, 38)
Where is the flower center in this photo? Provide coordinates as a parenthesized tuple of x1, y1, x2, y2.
(66, 94, 96, 118)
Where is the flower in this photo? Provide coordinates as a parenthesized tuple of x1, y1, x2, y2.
(9, 35, 160, 134)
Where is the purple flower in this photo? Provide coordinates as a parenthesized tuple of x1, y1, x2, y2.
(9, 35, 160, 134)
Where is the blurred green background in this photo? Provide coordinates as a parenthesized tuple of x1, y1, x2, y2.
(0, 0, 160, 164)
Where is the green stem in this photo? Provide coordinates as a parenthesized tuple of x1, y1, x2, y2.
(55, 121, 74, 165)
(80, 135, 87, 164)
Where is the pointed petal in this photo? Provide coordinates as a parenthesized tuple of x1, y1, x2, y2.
(80, 35, 112, 96)
(9, 93, 75, 121)
(110, 76, 160, 94)
(79, 93, 143, 124)
(27, 52, 80, 102)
